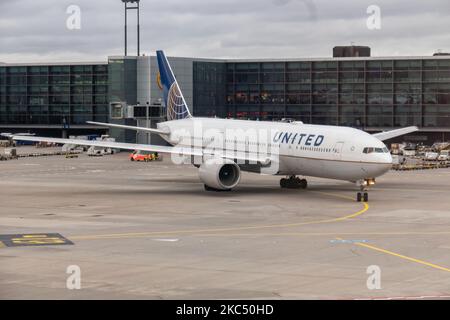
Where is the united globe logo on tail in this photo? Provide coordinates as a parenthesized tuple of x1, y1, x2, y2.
(167, 82, 191, 120)
(156, 50, 192, 121)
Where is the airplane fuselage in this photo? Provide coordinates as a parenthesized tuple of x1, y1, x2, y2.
(157, 117, 392, 182)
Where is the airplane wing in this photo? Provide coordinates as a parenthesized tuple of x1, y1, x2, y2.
(372, 126, 419, 141)
(12, 135, 271, 165)
(86, 121, 169, 135)
(12, 135, 202, 156)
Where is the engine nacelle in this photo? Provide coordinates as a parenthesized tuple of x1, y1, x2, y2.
(198, 158, 241, 190)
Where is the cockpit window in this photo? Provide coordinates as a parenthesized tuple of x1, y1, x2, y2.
(363, 147, 389, 154)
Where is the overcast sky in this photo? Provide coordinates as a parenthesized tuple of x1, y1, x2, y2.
(1, 0, 449, 63)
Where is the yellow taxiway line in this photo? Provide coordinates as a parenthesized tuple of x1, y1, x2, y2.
(336, 237, 450, 273)
(137, 230, 450, 238)
(71, 191, 369, 241)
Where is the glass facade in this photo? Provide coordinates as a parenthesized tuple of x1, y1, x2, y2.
(0, 63, 108, 127)
(108, 58, 137, 105)
(107, 57, 139, 143)
(1, 55, 450, 140)
(225, 58, 450, 129)
(193, 61, 227, 117)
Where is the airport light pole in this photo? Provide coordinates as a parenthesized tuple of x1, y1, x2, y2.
(122, 0, 141, 56)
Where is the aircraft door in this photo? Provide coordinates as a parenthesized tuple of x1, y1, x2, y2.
(332, 141, 344, 160)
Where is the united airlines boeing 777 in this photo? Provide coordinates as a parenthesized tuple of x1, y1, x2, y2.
(13, 51, 418, 202)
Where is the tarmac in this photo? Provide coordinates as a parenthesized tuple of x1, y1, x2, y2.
(1, 148, 450, 299)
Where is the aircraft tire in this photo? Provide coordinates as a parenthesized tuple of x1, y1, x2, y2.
(300, 179, 307, 189)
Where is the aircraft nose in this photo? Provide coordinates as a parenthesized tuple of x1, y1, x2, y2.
(386, 152, 393, 165)
(366, 152, 392, 177)
(377, 153, 392, 175)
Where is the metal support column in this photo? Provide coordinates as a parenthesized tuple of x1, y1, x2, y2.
(122, 0, 141, 56)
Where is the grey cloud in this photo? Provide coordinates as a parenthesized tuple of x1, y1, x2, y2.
(0, 0, 449, 62)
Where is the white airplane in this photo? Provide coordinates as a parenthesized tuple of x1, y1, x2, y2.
(13, 51, 418, 202)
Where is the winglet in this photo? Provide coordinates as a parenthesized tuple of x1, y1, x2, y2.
(372, 126, 419, 141)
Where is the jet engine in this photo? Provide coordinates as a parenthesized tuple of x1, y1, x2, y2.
(198, 158, 241, 191)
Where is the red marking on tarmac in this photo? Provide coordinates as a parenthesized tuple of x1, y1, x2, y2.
(354, 295, 450, 300)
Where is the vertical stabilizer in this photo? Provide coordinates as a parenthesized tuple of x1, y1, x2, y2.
(156, 50, 192, 120)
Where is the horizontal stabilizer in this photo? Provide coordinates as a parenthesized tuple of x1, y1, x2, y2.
(13, 135, 198, 156)
(86, 121, 169, 135)
(372, 126, 419, 141)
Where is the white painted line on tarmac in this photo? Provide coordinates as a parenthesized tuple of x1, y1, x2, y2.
(153, 238, 180, 242)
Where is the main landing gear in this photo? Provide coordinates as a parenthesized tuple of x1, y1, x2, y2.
(280, 176, 308, 189)
(356, 179, 375, 202)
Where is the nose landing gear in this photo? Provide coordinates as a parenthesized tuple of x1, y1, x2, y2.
(357, 191, 368, 202)
(280, 176, 307, 189)
(356, 178, 375, 202)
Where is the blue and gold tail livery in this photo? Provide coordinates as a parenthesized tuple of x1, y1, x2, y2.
(156, 50, 192, 121)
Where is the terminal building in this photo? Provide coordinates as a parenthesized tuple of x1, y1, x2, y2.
(1, 46, 450, 144)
